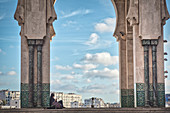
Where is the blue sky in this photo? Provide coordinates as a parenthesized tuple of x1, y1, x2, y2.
(0, 0, 170, 103)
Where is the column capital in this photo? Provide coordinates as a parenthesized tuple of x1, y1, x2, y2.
(151, 40, 158, 46)
(36, 40, 44, 46)
(28, 40, 36, 46)
(142, 40, 151, 46)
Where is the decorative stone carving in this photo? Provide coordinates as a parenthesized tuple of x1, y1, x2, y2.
(139, 0, 161, 40)
(14, 0, 57, 40)
(14, 0, 57, 108)
(111, 0, 126, 41)
(161, 0, 170, 25)
(111, 0, 169, 108)
(126, 0, 139, 26)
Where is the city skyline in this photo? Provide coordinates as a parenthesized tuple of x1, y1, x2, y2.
(0, 0, 170, 104)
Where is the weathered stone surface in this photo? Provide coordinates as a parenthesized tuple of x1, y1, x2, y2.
(15, 0, 170, 108)
(139, 0, 161, 40)
(113, 0, 169, 107)
(14, 0, 57, 108)
(1, 108, 170, 113)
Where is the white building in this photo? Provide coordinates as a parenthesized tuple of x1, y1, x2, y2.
(51, 92, 82, 108)
(84, 97, 105, 108)
(0, 90, 20, 108)
(166, 94, 170, 107)
(10, 100, 20, 108)
(71, 101, 79, 108)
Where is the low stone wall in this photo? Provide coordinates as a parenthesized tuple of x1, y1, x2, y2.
(0, 108, 170, 113)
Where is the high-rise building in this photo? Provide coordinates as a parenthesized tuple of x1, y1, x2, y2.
(51, 92, 82, 108)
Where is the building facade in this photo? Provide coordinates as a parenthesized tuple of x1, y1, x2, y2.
(71, 101, 79, 108)
(84, 97, 105, 108)
(166, 94, 170, 107)
(0, 90, 20, 107)
(51, 92, 82, 108)
(10, 100, 21, 108)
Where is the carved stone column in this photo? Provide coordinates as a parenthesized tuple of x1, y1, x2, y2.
(36, 40, 43, 107)
(14, 0, 57, 108)
(142, 40, 150, 107)
(28, 39, 36, 108)
(151, 40, 158, 107)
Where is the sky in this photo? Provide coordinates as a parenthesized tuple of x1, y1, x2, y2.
(0, 0, 170, 104)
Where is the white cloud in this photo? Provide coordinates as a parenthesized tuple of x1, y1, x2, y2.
(83, 52, 119, 66)
(51, 79, 62, 85)
(86, 79, 91, 83)
(11, 67, 15, 70)
(0, 71, 3, 75)
(95, 18, 116, 33)
(51, 57, 59, 61)
(61, 75, 74, 80)
(167, 65, 170, 69)
(77, 84, 106, 93)
(7, 71, 17, 75)
(71, 71, 75, 75)
(55, 65, 72, 70)
(73, 63, 98, 70)
(85, 33, 99, 45)
(0, 14, 5, 20)
(9, 45, 14, 48)
(62, 9, 92, 18)
(77, 83, 117, 94)
(84, 68, 119, 79)
(0, 48, 6, 55)
(52, 84, 78, 91)
(62, 21, 77, 27)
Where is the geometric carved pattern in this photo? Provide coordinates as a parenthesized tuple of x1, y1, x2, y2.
(42, 83, 50, 92)
(42, 91, 50, 107)
(21, 83, 50, 108)
(136, 83, 145, 107)
(136, 83, 145, 91)
(136, 83, 165, 107)
(42, 83, 50, 107)
(149, 91, 153, 106)
(21, 83, 29, 108)
(157, 83, 165, 91)
(121, 89, 134, 107)
(34, 84, 38, 106)
(21, 83, 29, 91)
(157, 83, 165, 107)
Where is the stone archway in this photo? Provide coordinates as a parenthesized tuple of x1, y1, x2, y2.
(111, 0, 170, 108)
(14, 0, 170, 108)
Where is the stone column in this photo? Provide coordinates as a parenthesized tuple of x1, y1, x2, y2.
(14, 0, 57, 108)
(36, 40, 43, 107)
(151, 40, 158, 107)
(126, 34, 134, 107)
(142, 40, 150, 107)
(157, 29, 166, 107)
(28, 40, 36, 108)
(119, 38, 127, 107)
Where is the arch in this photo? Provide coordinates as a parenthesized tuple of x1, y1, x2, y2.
(111, 0, 126, 41)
